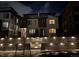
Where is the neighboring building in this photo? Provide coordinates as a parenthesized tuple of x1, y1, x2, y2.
(0, 7, 20, 37)
(56, 15, 64, 37)
(23, 13, 58, 37)
(62, 2, 79, 36)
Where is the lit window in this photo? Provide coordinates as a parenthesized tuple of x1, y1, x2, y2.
(49, 28, 56, 33)
(29, 29, 35, 34)
(49, 19, 55, 24)
(2, 22, 8, 28)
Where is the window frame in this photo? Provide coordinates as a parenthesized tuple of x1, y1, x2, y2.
(49, 19, 55, 24)
(49, 28, 56, 33)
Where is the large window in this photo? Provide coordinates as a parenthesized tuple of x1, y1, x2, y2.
(49, 28, 56, 33)
(29, 29, 36, 34)
(49, 19, 55, 24)
(2, 22, 8, 28)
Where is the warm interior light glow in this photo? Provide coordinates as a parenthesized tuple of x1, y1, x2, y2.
(49, 28, 56, 33)
(49, 19, 55, 24)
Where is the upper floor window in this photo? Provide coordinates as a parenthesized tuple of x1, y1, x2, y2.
(2, 22, 8, 30)
(49, 19, 55, 24)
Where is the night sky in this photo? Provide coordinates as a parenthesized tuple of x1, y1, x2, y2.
(20, 1, 69, 13)
(0, 1, 69, 16)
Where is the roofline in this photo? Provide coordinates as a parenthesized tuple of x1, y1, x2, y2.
(0, 7, 17, 15)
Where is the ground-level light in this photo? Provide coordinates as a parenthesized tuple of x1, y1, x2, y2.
(70, 42, 75, 45)
(17, 37, 21, 40)
(18, 43, 22, 46)
(49, 43, 54, 46)
(9, 38, 13, 40)
(26, 37, 30, 40)
(71, 36, 76, 39)
(34, 46, 38, 48)
(53, 36, 56, 39)
(0, 44, 3, 47)
(60, 42, 65, 46)
(44, 37, 48, 39)
(0, 38, 4, 40)
(62, 36, 66, 39)
(8, 43, 13, 47)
